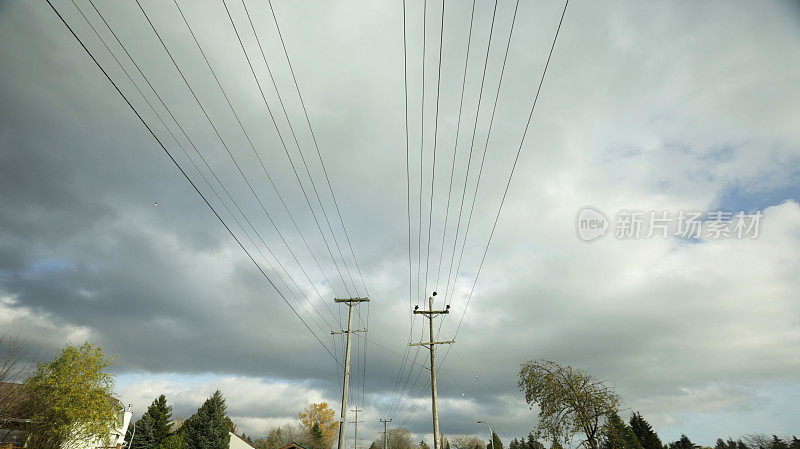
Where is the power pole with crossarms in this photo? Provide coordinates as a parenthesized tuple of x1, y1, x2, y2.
(333, 297, 369, 449)
(410, 292, 453, 449)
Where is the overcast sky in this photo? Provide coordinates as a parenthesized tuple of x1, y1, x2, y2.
(1, 0, 800, 446)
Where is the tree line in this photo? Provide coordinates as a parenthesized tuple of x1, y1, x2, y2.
(516, 359, 799, 449)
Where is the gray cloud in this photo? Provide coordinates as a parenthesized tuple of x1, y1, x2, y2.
(2, 0, 800, 446)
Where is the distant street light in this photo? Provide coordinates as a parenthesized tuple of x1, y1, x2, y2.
(477, 421, 494, 449)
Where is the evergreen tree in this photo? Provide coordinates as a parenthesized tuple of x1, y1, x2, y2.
(717, 439, 727, 449)
(147, 395, 174, 445)
(486, 432, 503, 449)
(527, 432, 546, 449)
(601, 413, 642, 449)
(510, 438, 520, 449)
(737, 440, 750, 449)
(629, 412, 662, 449)
(182, 390, 231, 449)
(668, 435, 694, 449)
(789, 437, 800, 449)
(155, 434, 188, 449)
(130, 413, 156, 449)
(310, 422, 325, 449)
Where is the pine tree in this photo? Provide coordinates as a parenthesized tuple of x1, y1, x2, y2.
(182, 390, 231, 449)
(668, 435, 694, 449)
(789, 437, 800, 449)
(601, 413, 642, 449)
(130, 414, 156, 449)
(629, 412, 662, 449)
(310, 422, 325, 449)
(716, 439, 727, 449)
(147, 395, 174, 445)
(510, 438, 519, 449)
(527, 432, 546, 449)
(486, 432, 503, 449)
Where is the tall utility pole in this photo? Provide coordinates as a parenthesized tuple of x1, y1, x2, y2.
(379, 418, 392, 449)
(333, 297, 370, 449)
(410, 292, 454, 449)
(350, 407, 364, 449)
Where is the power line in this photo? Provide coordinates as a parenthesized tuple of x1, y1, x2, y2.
(440, 0, 500, 307)
(48, 0, 341, 366)
(237, 0, 360, 297)
(218, 0, 355, 299)
(441, 0, 571, 366)
(434, 0, 477, 293)
(443, 0, 523, 316)
(266, 0, 370, 298)
(422, 0, 447, 307)
(83, 0, 338, 342)
(134, 0, 342, 334)
(171, 0, 341, 326)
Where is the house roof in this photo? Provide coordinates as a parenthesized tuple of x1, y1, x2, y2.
(230, 432, 257, 449)
(277, 442, 312, 449)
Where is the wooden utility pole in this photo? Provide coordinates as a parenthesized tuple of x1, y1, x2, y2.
(410, 292, 454, 449)
(333, 297, 370, 449)
(350, 406, 364, 449)
(379, 418, 392, 449)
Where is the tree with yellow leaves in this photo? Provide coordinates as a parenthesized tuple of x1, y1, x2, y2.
(299, 402, 338, 449)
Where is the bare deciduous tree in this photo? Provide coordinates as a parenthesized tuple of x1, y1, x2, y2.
(0, 331, 32, 444)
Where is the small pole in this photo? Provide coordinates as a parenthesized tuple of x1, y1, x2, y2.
(380, 418, 392, 449)
(350, 407, 364, 449)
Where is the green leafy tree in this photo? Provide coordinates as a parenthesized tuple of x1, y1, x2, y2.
(600, 413, 642, 449)
(182, 390, 231, 449)
(156, 434, 188, 449)
(147, 395, 173, 445)
(24, 342, 117, 449)
(518, 360, 621, 449)
(629, 412, 662, 449)
(130, 414, 156, 449)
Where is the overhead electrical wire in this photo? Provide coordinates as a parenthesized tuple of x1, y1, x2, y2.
(440, 0, 500, 308)
(47, 0, 342, 366)
(422, 0, 447, 311)
(236, 0, 360, 298)
(440, 0, 571, 368)
(434, 0, 477, 295)
(266, 0, 370, 298)
(170, 0, 341, 327)
(82, 0, 338, 342)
